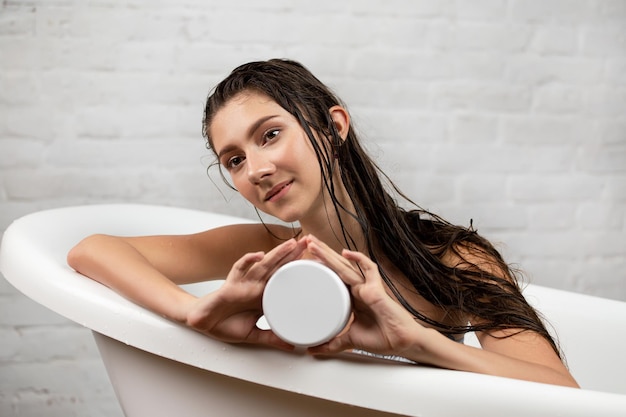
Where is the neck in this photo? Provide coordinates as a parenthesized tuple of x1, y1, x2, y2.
(299, 185, 366, 255)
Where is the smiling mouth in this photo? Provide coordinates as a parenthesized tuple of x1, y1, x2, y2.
(265, 181, 293, 201)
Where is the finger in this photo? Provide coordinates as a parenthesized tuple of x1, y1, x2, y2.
(305, 234, 350, 266)
(229, 251, 265, 278)
(341, 249, 382, 285)
(306, 236, 364, 287)
(249, 238, 305, 281)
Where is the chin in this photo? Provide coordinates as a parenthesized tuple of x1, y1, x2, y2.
(257, 207, 301, 225)
(274, 213, 301, 224)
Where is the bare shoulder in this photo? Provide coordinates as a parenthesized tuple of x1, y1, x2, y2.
(439, 240, 512, 283)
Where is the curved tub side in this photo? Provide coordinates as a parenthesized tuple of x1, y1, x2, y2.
(92, 332, 408, 417)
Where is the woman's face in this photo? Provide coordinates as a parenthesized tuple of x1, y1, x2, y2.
(209, 91, 327, 224)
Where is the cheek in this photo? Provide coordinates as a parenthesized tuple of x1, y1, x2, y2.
(293, 134, 324, 170)
(226, 170, 253, 198)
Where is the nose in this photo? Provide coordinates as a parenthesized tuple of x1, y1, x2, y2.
(246, 151, 275, 184)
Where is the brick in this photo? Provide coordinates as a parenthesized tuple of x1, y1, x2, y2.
(532, 85, 582, 114)
(431, 83, 531, 113)
(44, 138, 206, 169)
(508, 174, 605, 202)
(73, 104, 199, 139)
(583, 87, 626, 117)
(594, 0, 626, 25)
(68, 8, 184, 42)
(2, 168, 142, 200)
(115, 41, 179, 72)
(175, 44, 275, 75)
(577, 258, 626, 301)
(497, 230, 586, 259)
(348, 0, 445, 18)
(0, 139, 45, 168)
(34, 4, 74, 38)
(0, 72, 40, 105)
(605, 58, 626, 85)
(371, 17, 429, 49)
(0, 38, 40, 70)
(2, 106, 60, 141)
(528, 204, 577, 230)
(339, 80, 430, 110)
(0, 294, 70, 327)
(454, 0, 507, 20)
(39, 38, 118, 71)
(10, 325, 100, 363)
(577, 145, 626, 174)
(0, 5, 36, 36)
(437, 23, 532, 53)
(0, 327, 20, 360)
(518, 258, 579, 290)
(597, 120, 626, 145)
(438, 203, 528, 232)
(458, 175, 507, 203)
(581, 28, 626, 57)
(432, 144, 533, 174)
(394, 175, 456, 206)
(577, 202, 625, 230)
(606, 177, 626, 201)
(448, 52, 507, 81)
(509, 0, 596, 23)
(351, 109, 446, 146)
(505, 56, 604, 85)
(352, 50, 455, 81)
(528, 26, 579, 56)
(450, 113, 497, 143)
(0, 360, 122, 417)
(501, 115, 594, 145)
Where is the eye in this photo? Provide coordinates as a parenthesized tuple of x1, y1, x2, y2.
(262, 129, 280, 144)
(226, 155, 245, 170)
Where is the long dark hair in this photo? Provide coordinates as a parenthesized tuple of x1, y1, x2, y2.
(202, 59, 561, 357)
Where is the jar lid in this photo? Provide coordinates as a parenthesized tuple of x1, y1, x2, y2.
(262, 260, 351, 347)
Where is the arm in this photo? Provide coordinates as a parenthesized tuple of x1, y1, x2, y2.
(66, 223, 290, 322)
(304, 235, 579, 388)
(405, 327, 579, 387)
(67, 222, 307, 349)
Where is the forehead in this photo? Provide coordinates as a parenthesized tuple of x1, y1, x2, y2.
(209, 91, 287, 140)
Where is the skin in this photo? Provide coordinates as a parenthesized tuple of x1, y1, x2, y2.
(67, 91, 579, 388)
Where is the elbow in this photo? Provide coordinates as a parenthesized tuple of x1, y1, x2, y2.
(66, 234, 109, 274)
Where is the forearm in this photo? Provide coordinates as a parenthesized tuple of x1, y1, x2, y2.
(407, 328, 579, 388)
(67, 234, 196, 323)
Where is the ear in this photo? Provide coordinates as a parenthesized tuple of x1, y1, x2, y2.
(329, 105, 350, 140)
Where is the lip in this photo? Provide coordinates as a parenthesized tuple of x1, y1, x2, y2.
(264, 180, 293, 202)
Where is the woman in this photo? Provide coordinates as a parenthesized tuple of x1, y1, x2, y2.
(67, 59, 578, 388)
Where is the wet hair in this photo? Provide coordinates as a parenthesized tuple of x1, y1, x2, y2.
(202, 59, 561, 357)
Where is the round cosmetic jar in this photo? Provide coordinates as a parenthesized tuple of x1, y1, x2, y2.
(262, 260, 351, 347)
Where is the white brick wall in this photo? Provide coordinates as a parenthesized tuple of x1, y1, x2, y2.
(1, 0, 624, 415)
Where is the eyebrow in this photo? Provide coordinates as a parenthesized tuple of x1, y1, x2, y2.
(216, 114, 280, 160)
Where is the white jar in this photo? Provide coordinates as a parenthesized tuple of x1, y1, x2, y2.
(262, 260, 352, 347)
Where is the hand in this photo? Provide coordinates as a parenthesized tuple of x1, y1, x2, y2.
(185, 237, 306, 350)
(304, 235, 426, 358)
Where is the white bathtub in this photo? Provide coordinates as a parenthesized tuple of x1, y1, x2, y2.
(1, 204, 625, 417)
